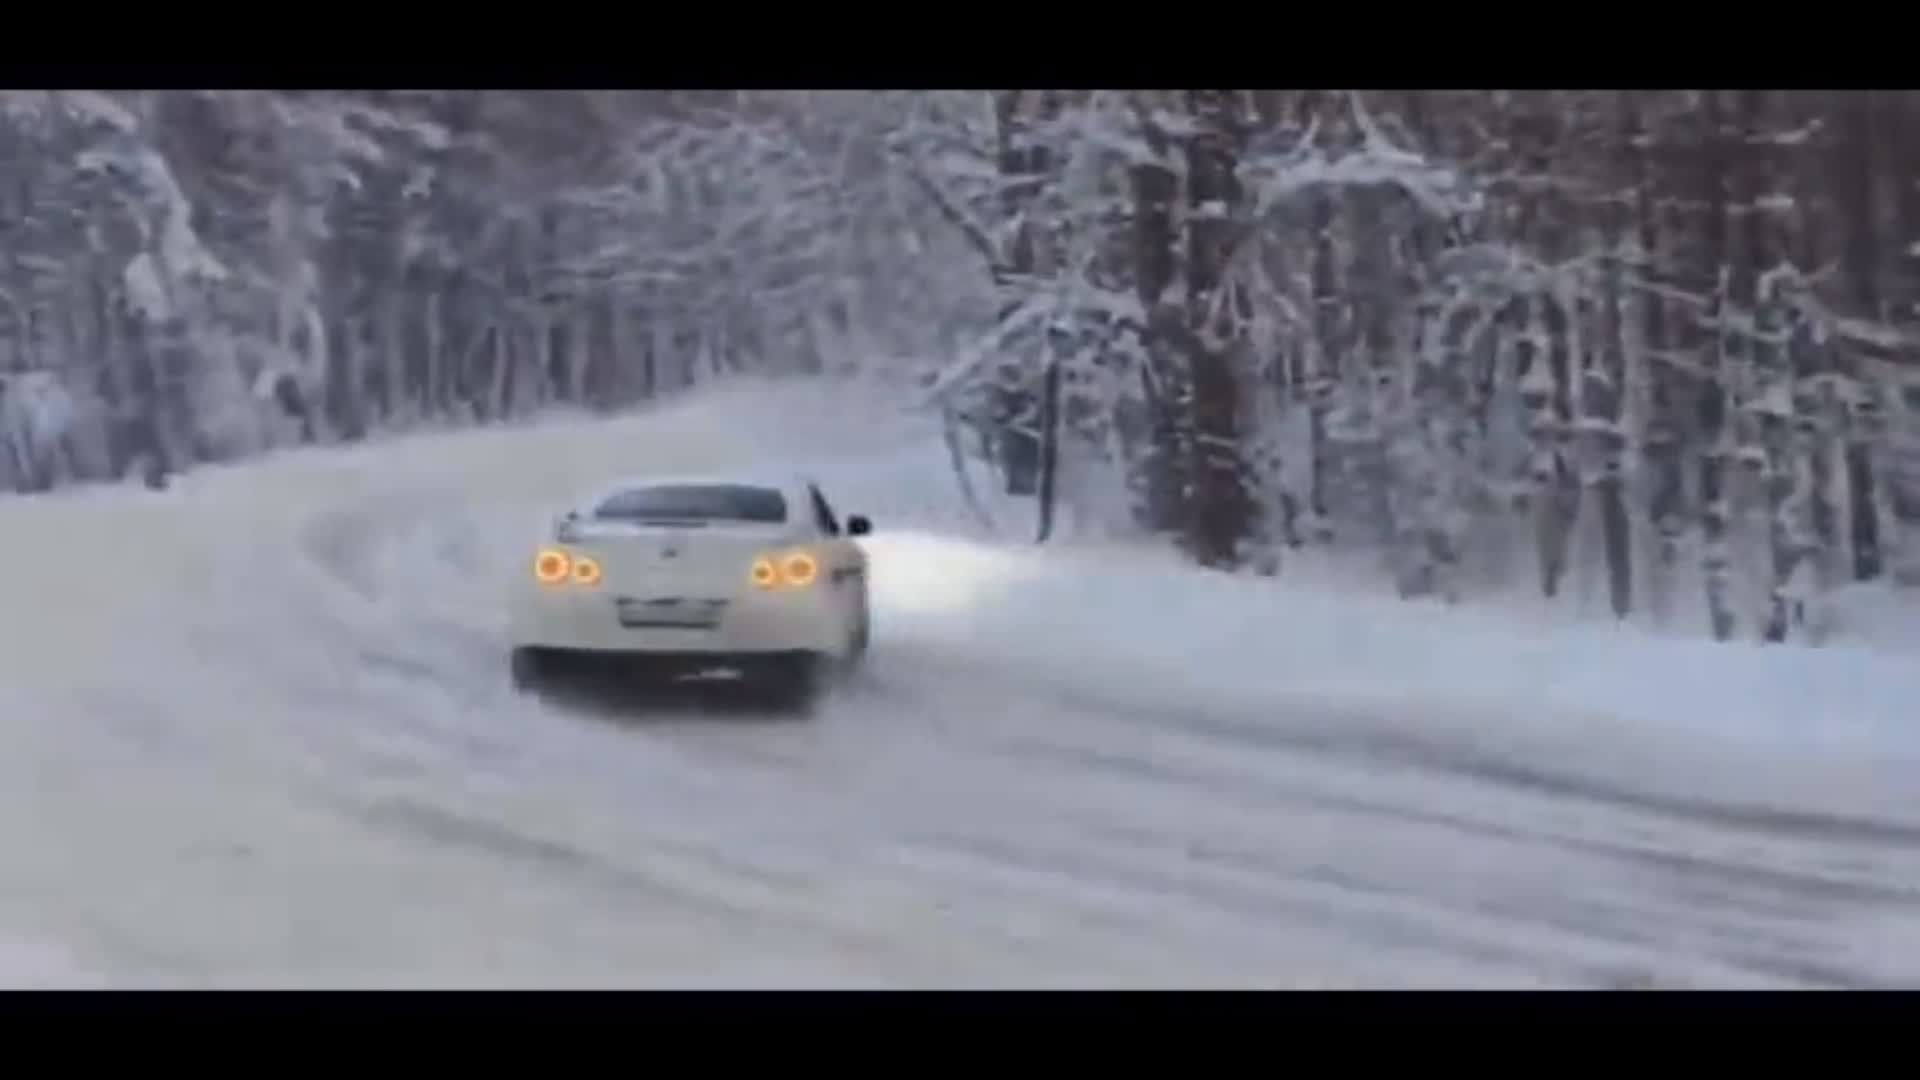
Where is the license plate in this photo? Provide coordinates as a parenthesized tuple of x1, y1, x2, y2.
(615, 596, 725, 629)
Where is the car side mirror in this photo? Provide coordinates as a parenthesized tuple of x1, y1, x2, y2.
(846, 515, 872, 537)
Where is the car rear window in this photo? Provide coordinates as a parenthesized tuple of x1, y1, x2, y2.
(593, 484, 788, 524)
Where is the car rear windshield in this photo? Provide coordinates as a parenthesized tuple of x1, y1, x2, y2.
(593, 484, 788, 524)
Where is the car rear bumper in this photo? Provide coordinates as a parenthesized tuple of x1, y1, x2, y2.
(508, 587, 848, 657)
(516, 644, 815, 677)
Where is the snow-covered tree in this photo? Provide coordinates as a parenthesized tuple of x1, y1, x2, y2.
(4, 88, 1918, 647)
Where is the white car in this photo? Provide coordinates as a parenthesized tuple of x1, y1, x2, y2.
(507, 472, 873, 706)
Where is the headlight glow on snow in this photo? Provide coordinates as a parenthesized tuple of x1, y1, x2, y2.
(534, 547, 572, 585)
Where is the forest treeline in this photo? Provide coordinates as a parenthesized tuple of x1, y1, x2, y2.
(2, 90, 1916, 642)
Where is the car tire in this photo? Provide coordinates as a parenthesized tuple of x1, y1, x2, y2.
(509, 647, 547, 692)
(754, 652, 825, 713)
(847, 613, 870, 666)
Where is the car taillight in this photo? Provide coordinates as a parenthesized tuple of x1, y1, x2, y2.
(534, 548, 571, 585)
(780, 552, 818, 588)
(572, 556, 603, 587)
(751, 549, 820, 590)
(750, 557, 779, 589)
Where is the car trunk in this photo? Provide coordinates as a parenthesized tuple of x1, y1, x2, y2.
(569, 520, 799, 599)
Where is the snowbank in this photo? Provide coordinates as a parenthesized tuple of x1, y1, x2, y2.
(870, 526, 1914, 745)
(740, 396, 1920, 832)
(767, 403, 1918, 755)
(0, 936, 90, 987)
(848, 527, 1920, 830)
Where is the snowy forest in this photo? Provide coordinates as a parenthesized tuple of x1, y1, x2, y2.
(3, 90, 1919, 645)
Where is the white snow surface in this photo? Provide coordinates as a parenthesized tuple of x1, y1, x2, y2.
(4, 374, 1920, 988)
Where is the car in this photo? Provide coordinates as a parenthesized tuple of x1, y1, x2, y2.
(506, 471, 873, 708)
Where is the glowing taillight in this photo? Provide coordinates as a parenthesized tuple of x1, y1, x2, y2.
(751, 549, 821, 590)
(780, 552, 818, 588)
(572, 556, 603, 587)
(750, 557, 779, 589)
(534, 548, 571, 585)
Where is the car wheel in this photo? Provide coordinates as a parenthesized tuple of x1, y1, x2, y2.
(755, 652, 825, 712)
(847, 614, 870, 665)
(509, 647, 547, 692)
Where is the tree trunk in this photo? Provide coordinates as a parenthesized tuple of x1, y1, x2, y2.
(1732, 90, 1798, 643)
(1128, 91, 1186, 533)
(566, 306, 590, 407)
(1695, 90, 1737, 641)
(1036, 358, 1062, 543)
(992, 89, 1050, 497)
(424, 284, 445, 419)
(1181, 90, 1256, 569)
(380, 273, 404, 426)
(1625, 93, 1684, 624)
(1878, 91, 1920, 585)
(1834, 90, 1885, 582)
(1306, 188, 1343, 542)
(1596, 188, 1632, 618)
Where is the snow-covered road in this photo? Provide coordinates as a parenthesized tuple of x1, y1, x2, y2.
(5, 377, 1920, 988)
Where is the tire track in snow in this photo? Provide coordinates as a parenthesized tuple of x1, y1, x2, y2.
(857, 643, 1920, 987)
(17, 381, 1920, 985)
(247, 440, 1132, 977)
(282, 490, 1378, 977)
(287, 479, 1920, 987)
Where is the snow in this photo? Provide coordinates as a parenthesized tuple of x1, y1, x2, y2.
(1767, 121, 1822, 147)
(56, 90, 140, 134)
(1245, 124, 1482, 222)
(1836, 316, 1915, 351)
(123, 253, 170, 320)
(0, 933, 90, 987)
(84, 141, 229, 297)
(341, 103, 451, 153)
(1818, 581, 1920, 658)
(3, 374, 1920, 987)
(0, 371, 76, 452)
(859, 508, 1920, 774)
(157, 192, 229, 284)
